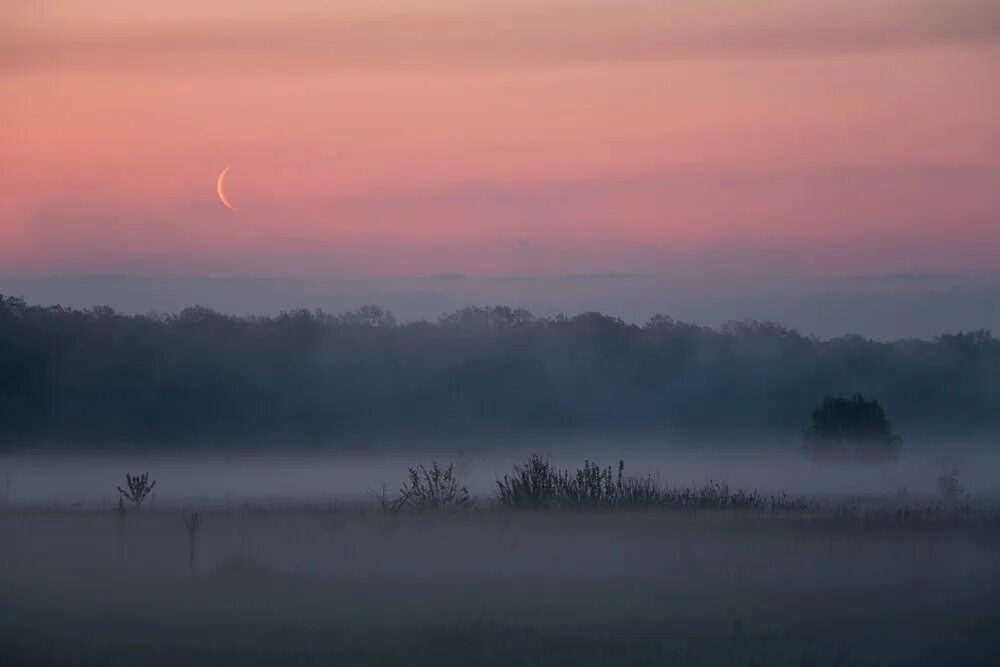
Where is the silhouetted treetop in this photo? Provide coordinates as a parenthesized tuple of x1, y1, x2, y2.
(803, 394, 902, 460)
(439, 305, 533, 329)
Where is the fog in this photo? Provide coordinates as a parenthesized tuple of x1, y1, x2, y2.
(3, 436, 998, 505)
(2, 296, 999, 665)
(3, 480, 999, 665)
(3, 297, 999, 444)
(5, 439, 1000, 665)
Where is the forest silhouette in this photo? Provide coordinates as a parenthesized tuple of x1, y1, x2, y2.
(0, 296, 997, 446)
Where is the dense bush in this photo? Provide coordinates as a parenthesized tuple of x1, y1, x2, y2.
(1, 296, 998, 445)
(803, 394, 902, 460)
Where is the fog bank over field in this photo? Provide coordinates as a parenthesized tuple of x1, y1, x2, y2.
(3, 487, 1000, 666)
(3, 436, 998, 505)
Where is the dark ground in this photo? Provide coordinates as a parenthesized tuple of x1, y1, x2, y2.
(2, 503, 999, 666)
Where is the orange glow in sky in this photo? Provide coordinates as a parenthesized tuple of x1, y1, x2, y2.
(2, 0, 999, 279)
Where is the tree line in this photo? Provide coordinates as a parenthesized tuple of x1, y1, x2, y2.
(0, 295, 997, 446)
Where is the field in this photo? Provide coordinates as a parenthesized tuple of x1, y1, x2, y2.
(3, 483, 1000, 666)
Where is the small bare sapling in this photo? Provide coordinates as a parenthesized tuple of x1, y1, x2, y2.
(184, 510, 203, 574)
(937, 469, 963, 505)
(368, 482, 408, 520)
(117, 472, 156, 509)
(114, 496, 126, 533)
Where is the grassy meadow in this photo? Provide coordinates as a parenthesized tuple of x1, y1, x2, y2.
(2, 457, 999, 666)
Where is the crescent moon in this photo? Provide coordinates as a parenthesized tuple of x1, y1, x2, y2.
(216, 166, 237, 210)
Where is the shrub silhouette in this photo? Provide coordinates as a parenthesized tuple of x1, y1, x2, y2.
(564, 459, 624, 509)
(803, 394, 901, 460)
(495, 454, 564, 510)
(937, 469, 963, 504)
(496, 457, 627, 510)
(400, 462, 473, 512)
(117, 472, 156, 508)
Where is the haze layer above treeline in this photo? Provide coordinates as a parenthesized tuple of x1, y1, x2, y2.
(1, 295, 997, 446)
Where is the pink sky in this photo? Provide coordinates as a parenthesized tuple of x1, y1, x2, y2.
(2, 0, 999, 280)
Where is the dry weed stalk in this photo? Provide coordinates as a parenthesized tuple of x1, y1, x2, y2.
(117, 472, 156, 508)
(184, 510, 203, 574)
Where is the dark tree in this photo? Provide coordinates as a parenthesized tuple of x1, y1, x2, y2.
(803, 394, 902, 460)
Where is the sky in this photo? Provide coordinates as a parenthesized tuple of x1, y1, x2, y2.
(2, 1, 999, 333)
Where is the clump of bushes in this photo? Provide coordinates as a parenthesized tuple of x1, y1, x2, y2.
(495, 455, 809, 512)
(495, 457, 626, 510)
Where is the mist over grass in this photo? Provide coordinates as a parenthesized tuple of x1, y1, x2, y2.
(3, 496, 999, 666)
(1, 296, 998, 447)
(3, 448, 999, 665)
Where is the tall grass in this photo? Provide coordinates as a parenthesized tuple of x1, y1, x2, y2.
(495, 455, 813, 512)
